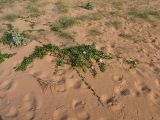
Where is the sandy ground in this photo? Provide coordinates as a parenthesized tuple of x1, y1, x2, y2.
(0, 0, 160, 120)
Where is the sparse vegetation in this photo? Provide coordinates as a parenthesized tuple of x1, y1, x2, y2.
(89, 28, 102, 36)
(26, 1, 43, 17)
(128, 8, 160, 20)
(77, 12, 104, 21)
(55, 0, 68, 13)
(0, 13, 19, 22)
(119, 33, 132, 39)
(111, 0, 123, 9)
(106, 20, 122, 29)
(0, 24, 30, 47)
(58, 31, 75, 40)
(0, 52, 15, 64)
(0, 0, 16, 4)
(50, 17, 78, 40)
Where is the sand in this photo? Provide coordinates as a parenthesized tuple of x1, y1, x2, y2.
(0, 0, 160, 120)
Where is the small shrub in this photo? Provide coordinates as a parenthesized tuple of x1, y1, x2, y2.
(1, 24, 30, 47)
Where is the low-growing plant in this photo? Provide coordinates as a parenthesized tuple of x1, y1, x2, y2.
(0, 52, 15, 63)
(82, 2, 94, 10)
(16, 44, 112, 105)
(0, 24, 30, 47)
(55, 0, 68, 13)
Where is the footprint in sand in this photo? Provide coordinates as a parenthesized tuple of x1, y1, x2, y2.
(66, 79, 81, 90)
(0, 91, 6, 99)
(148, 91, 160, 105)
(98, 118, 107, 120)
(134, 81, 151, 96)
(148, 91, 160, 117)
(65, 70, 81, 90)
(52, 109, 68, 120)
(72, 99, 85, 112)
(54, 77, 66, 92)
(155, 79, 160, 87)
(71, 99, 90, 120)
(114, 84, 130, 96)
(25, 111, 35, 120)
(67, 117, 79, 120)
(21, 93, 37, 120)
(5, 105, 18, 118)
(77, 111, 90, 120)
(22, 93, 37, 111)
(0, 79, 14, 91)
(112, 75, 123, 82)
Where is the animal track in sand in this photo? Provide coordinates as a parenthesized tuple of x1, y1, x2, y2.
(52, 109, 68, 120)
(134, 81, 151, 96)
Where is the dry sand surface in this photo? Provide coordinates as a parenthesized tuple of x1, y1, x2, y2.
(0, 0, 160, 120)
